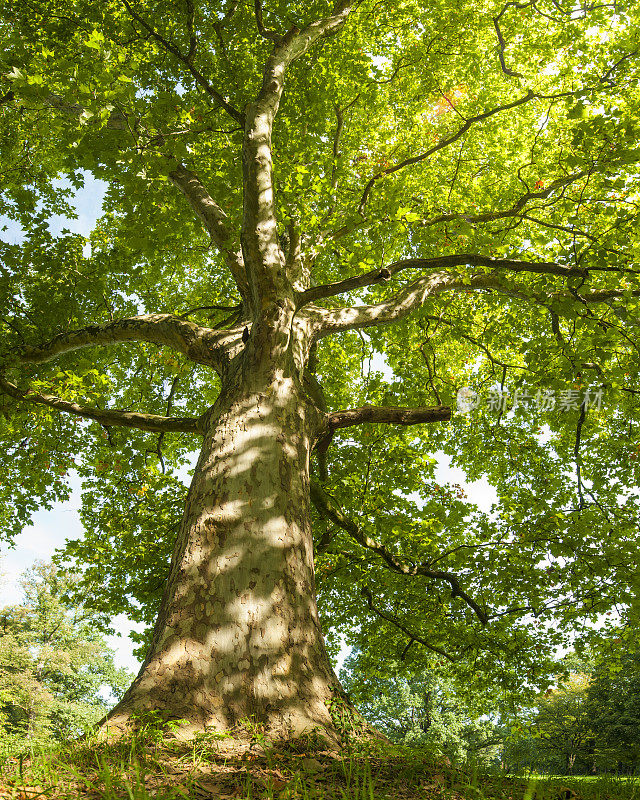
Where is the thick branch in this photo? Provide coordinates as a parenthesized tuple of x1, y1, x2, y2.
(168, 163, 248, 297)
(578, 288, 640, 304)
(310, 481, 488, 625)
(0, 377, 204, 434)
(308, 253, 628, 339)
(241, 1, 355, 306)
(328, 404, 451, 429)
(298, 254, 578, 306)
(309, 271, 491, 338)
(6, 314, 223, 370)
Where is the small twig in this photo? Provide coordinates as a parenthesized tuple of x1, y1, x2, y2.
(361, 586, 467, 662)
(574, 402, 587, 511)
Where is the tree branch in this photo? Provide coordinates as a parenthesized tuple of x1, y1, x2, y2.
(121, 0, 245, 125)
(298, 254, 579, 306)
(360, 586, 466, 662)
(184, 0, 197, 60)
(168, 163, 248, 298)
(310, 481, 488, 625)
(307, 251, 628, 339)
(0, 377, 204, 434)
(357, 90, 536, 213)
(254, 0, 282, 42)
(5, 314, 227, 372)
(355, 62, 639, 217)
(421, 169, 591, 228)
(492, 2, 528, 78)
(308, 271, 495, 338)
(325, 95, 359, 217)
(328, 404, 451, 429)
(578, 287, 640, 304)
(575, 402, 587, 511)
(241, 1, 356, 307)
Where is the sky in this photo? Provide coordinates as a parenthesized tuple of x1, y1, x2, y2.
(0, 172, 498, 675)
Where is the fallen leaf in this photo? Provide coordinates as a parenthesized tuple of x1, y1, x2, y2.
(300, 757, 325, 773)
(266, 777, 288, 791)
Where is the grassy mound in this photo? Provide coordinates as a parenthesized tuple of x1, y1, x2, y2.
(1, 732, 638, 799)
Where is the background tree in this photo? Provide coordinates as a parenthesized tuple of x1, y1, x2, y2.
(341, 647, 504, 766)
(1, 0, 639, 742)
(529, 672, 593, 775)
(0, 562, 131, 755)
(583, 638, 640, 772)
(501, 642, 640, 776)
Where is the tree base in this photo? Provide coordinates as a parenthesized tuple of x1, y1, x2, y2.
(97, 686, 383, 753)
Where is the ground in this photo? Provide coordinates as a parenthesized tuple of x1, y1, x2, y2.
(1, 732, 637, 800)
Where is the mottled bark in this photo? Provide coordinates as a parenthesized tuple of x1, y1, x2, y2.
(105, 370, 345, 742)
(12, 314, 224, 371)
(328, 404, 451, 429)
(0, 377, 204, 434)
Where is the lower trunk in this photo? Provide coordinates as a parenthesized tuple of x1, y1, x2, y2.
(566, 752, 575, 774)
(105, 374, 346, 742)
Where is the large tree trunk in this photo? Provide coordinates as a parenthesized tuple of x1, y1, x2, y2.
(105, 368, 345, 742)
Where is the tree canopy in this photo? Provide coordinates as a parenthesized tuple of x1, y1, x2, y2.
(1, 0, 640, 732)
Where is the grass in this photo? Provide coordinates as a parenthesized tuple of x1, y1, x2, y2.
(1, 734, 639, 799)
(508, 773, 640, 800)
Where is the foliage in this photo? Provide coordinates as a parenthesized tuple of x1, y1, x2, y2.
(503, 641, 640, 775)
(0, 562, 132, 754)
(585, 642, 640, 770)
(0, 0, 639, 704)
(341, 647, 504, 766)
(504, 671, 594, 775)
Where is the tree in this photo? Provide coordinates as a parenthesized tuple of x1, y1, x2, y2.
(0, 562, 131, 751)
(1, 0, 639, 743)
(502, 646, 640, 776)
(584, 640, 640, 772)
(341, 647, 504, 766)
(530, 673, 594, 774)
